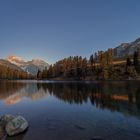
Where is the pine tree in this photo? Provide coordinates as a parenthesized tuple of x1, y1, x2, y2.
(133, 51, 139, 73)
(126, 57, 132, 66)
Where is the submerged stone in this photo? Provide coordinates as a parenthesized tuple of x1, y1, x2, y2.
(6, 116, 28, 136)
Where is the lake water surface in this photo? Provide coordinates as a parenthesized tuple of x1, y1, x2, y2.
(0, 80, 140, 140)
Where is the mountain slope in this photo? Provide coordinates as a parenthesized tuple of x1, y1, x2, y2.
(7, 55, 49, 75)
(0, 59, 29, 79)
(7, 55, 25, 66)
(113, 38, 140, 57)
(0, 59, 23, 71)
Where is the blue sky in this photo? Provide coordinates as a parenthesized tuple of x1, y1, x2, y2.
(0, 0, 140, 64)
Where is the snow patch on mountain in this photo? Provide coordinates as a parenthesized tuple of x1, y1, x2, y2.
(7, 55, 25, 66)
(7, 55, 49, 75)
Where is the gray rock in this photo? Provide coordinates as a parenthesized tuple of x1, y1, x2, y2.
(6, 116, 28, 136)
(0, 115, 15, 126)
(0, 115, 15, 139)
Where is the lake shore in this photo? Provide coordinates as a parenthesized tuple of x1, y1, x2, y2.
(41, 75, 140, 81)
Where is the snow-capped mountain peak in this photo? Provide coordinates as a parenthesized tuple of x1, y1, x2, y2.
(6, 55, 49, 75)
(7, 55, 25, 66)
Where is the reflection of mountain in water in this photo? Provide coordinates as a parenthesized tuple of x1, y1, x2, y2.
(0, 82, 49, 105)
(0, 82, 25, 100)
(0, 81, 140, 118)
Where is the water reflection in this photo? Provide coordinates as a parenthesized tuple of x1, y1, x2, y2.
(0, 81, 49, 105)
(0, 81, 140, 118)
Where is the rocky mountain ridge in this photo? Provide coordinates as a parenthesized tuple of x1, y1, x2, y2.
(113, 37, 140, 57)
(6, 55, 49, 75)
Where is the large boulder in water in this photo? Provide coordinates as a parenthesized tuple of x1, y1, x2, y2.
(0, 115, 15, 139)
(6, 116, 28, 136)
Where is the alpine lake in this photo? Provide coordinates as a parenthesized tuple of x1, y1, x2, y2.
(0, 80, 140, 140)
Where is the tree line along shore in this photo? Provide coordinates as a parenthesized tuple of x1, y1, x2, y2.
(38, 49, 140, 80)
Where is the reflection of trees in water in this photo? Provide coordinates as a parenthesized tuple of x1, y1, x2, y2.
(40, 81, 140, 117)
(89, 82, 140, 112)
(41, 83, 95, 104)
(136, 87, 140, 109)
(1, 81, 140, 117)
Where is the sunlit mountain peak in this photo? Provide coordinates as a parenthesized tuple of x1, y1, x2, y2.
(6, 55, 49, 75)
(7, 55, 25, 65)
